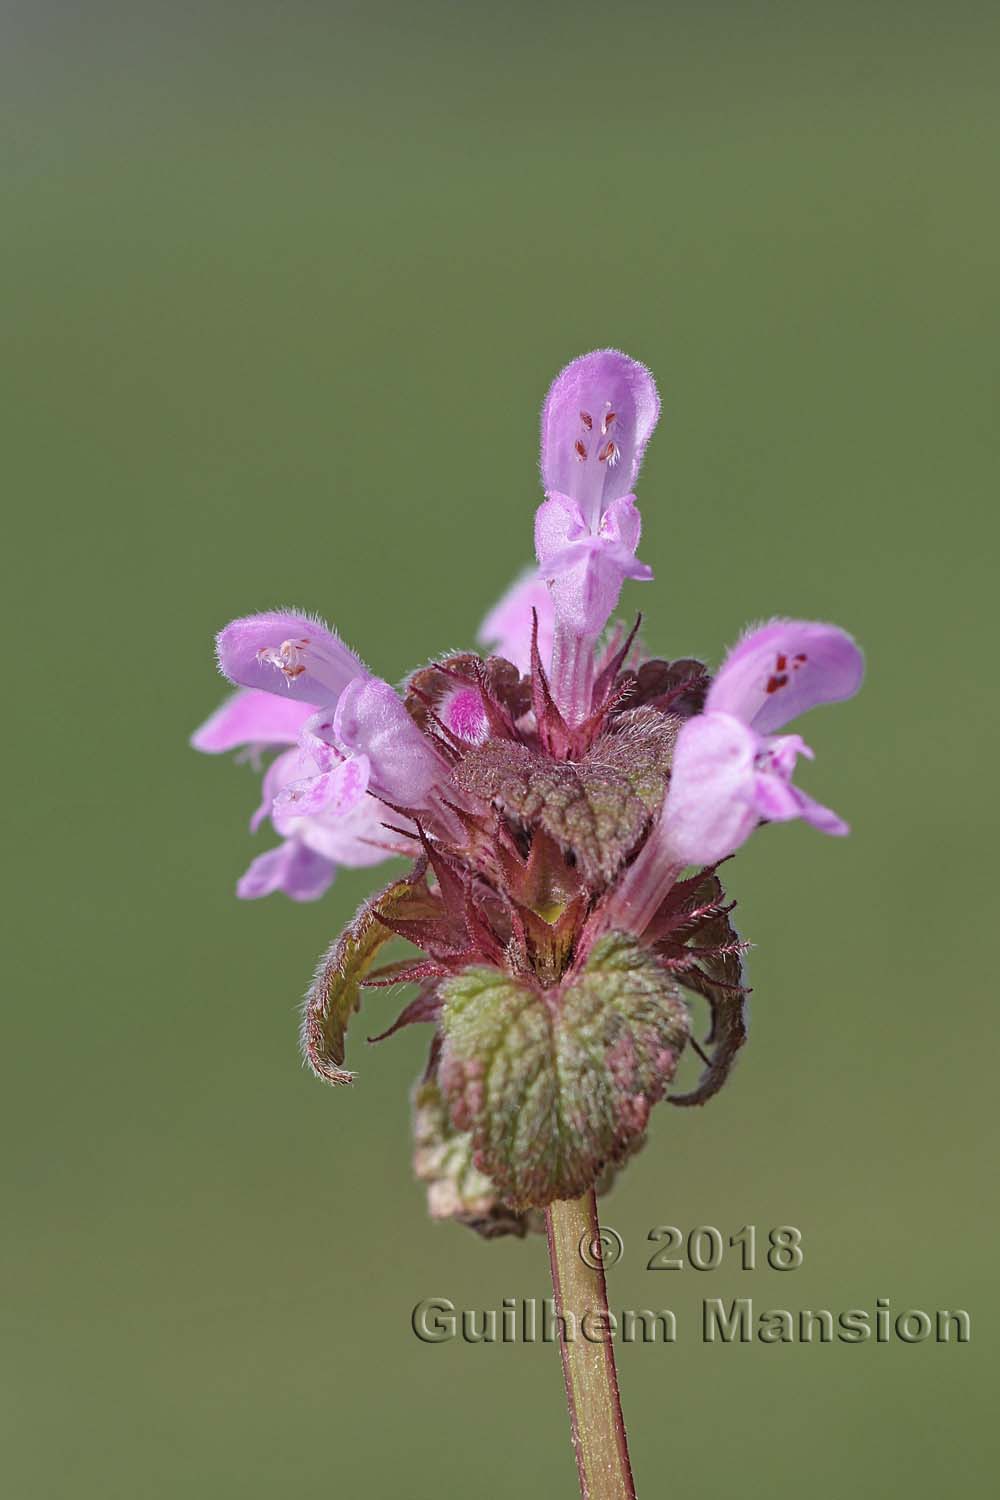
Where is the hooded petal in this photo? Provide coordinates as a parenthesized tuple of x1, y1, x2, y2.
(236, 840, 336, 901)
(706, 620, 864, 736)
(664, 711, 760, 865)
(540, 350, 660, 529)
(477, 569, 554, 675)
(191, 688, 314, 753)
(332, 677, 446, 807)
(216, 610, 368, 704)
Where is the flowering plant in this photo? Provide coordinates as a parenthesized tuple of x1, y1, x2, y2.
(194, 350, 862, 1497)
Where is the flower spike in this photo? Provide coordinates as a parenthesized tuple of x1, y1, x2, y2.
(194, 349, 862, 1230)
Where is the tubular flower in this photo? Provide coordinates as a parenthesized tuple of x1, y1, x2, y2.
(194, 349, 863, 1233)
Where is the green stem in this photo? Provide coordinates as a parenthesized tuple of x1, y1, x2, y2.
(544, 1191, 638, 1500)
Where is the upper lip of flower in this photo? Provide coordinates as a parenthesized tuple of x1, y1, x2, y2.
(540, 347, 661, 531)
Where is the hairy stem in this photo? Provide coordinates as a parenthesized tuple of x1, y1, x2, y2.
(544, 1191, 637, 1500)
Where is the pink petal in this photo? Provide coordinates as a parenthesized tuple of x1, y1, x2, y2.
(664, 711, 761, 865)
(272, 753, 371, 820)
(535, 493, 651, 640)
(540, 350, 660, 529)
(752, 769, 805, 822)
(439, 687, 490, 744)
(535, 492, 586, 571)
(236, 840, 335, 902)
(298, 709, 345, 773)
(295, 795, 416, 868)
(191, 688, 314, 753)
(216, 610, 368, 704)
(600, 491, 643, 554)
(763, 733, 813, 777)
(707, 620, 864, 736)
(477, 570, 554, 675)
(258, 742, 413, 867)
(536, 537, 596, 577)
(332, 677, 446, 807)
(249, 747, 302, 833)
(793, 786, 850, 837)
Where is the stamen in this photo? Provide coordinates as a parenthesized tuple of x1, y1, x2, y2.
(765, 673, 789, 694)
(597, 440, 616, 464)
(574, 439, 588, 461)
(257, 637, 310, 684)
(602, 410, 616, 432)
(579, 410, 593, 431)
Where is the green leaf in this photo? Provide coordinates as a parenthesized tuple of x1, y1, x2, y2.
(438, 932, 689, 1209)
(302, 867, 438, 1085)
(411, 1077, 542, 1238)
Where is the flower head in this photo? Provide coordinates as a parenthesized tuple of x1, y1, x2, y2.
(663, 620, 864, 868)
(194, 350, 862, 1227)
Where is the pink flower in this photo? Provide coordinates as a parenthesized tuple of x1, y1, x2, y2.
(192, 624, 420, 900)
(190, 687, 315, 759)
(665, 620, 865, 866)
(238, 744, 414, 902)
(193, 348, 864, 1213)
(604, 620, 864, 936)
(534, 350, 658, 721)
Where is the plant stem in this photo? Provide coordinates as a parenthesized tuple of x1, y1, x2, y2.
(544, 1190, 637, 1500)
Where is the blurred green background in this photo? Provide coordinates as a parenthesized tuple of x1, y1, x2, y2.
(3, 2, 997, 1495)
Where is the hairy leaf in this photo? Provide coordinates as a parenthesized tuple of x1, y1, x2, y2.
(411, 1077, 543, 1238)
(667, 907, 749, 1106)
(438, 933, 689, 1209)
(302, 866, 439, 1084)
(650, 872, 750, 1107)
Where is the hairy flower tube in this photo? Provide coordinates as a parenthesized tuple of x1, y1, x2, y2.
(193, 350, 863, 1233)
